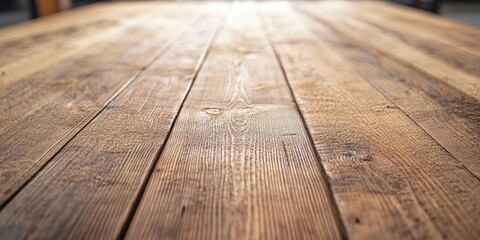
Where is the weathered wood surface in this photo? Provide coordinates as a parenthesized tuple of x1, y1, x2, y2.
(0, 2, 206, 207)
(293, 2, 480, 178)
(126, 3, 342, 239)
(261, 3, 480, 239)
(0, 2, 226, 240)
(0, 1, 479, 239)
(357, 1, 480, 54)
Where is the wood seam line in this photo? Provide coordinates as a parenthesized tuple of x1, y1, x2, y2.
(116, 5, 232, 240)
(296, 6, 480, 102)
(293, 7, 480, 181)
(257, 5, 349, 240)
(0, 8, 216, 212)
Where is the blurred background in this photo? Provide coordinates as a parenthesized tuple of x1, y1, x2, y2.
(1, 0, 480, 27)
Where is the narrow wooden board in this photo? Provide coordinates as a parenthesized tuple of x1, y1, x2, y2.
(261, 3, 480, 239)
(296, 2, 480, 101)
(126, 3, 342, 240)
(0, 3, 206, 206)
(0, 3, 226, 239)
(291, 3, 480, 178)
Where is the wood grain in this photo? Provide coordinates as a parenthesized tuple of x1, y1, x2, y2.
(0, 3, 117, 42)
(0, 3, 206, 207)
(0, 4, 180, 86)
(359, 1, 480, 55)
(0, 4, 143, 66)
(306, 1, 480, 78)
(0, 2, 478, 239)
(126, 3, 342, 240)
(261, 3, 480, 239)
(296, 2, 480, 101)
(290, 3, 480, 178)
(0, 3, 226, 239)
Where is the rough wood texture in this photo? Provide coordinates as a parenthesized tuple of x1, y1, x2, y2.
(261, 3, 480, 239)
(0, 1, 479, 239)
(0, 3, 226, 239)
(294, 2, 480, 178)
(358, 1, 480, 55)
(0, 3, 179, 86)
(297, 2, 480, 101)
(0, 4, 145, 67)
(0, 3, 205, 207)
(126, 3, 342, 239)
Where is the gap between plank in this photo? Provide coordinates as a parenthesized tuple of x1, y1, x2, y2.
(0, 9, 216, 212)
(256, 5, 349, 240)
(295, 7, 480, 182)
(116, 6, 231, 240)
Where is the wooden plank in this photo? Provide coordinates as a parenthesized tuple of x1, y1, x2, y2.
(0, 4, 226, 239)
(125, 3, 342, 240)
(0, 8, 172, 131)
(305, 1, 480, 78)
(295, 3, 480, 101)
(261, 3, 480, 239)
(291, 3, 480, 178)
(0, 4, 178, 87)
(0, 3, 206, 207)
(0, 3, 121, 42)
(0, 4, 143, 66)
(360, 1, 480, 55)
(0, 2, 199, 137)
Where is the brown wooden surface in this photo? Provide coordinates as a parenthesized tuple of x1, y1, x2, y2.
(261, 3, 479, 239)
(0, 1, 479, 239)
(0, 2, 202, 207)
(126, 4, 341, 239)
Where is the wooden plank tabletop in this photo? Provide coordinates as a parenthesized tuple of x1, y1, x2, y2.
(0, 1, 479, 239)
